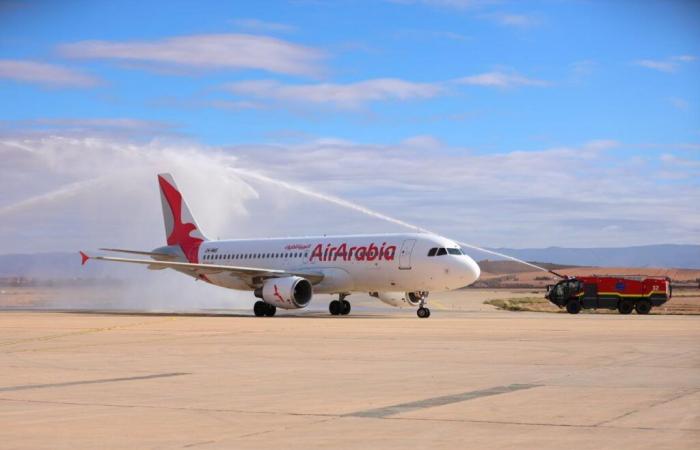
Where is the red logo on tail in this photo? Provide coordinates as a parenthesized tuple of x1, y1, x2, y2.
(158, 175, 203, 263)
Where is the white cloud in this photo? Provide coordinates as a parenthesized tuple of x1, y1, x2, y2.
(230, 18, 296, 33)
(634, 55, 696, 73)
(225, 138, 700, 248)
(0, 59, 100, 87)
(0, 118, 182, 141)
(668, 97, 689, 110)
(634, 59, 677, 73)
(2, 133, 698, 257)
(673, 55, 697, 62)
(394, 28, 471, 42)
(401, 135, 443, 149)
(224, 78, 443, 108)
(58, 34, 325, 77)
(455, 71, 549, 88)
(390, 0, 492, 9)
(484, 13, 541, 28)
(570, 60, 597, 79)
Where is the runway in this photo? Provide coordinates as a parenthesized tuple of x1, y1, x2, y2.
(1, 307, 698, 449)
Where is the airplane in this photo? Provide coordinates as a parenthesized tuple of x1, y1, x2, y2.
(80, 173, 481, 318)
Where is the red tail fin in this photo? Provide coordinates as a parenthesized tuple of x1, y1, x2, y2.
(157, 173, 207, 263)
(79, 251, 90, 266)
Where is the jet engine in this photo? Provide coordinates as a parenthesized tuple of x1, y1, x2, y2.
(254, 276, 313, 309)
(369, 291, 425, 308)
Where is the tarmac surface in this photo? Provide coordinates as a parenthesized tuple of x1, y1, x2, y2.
(1, 297, 699, 449)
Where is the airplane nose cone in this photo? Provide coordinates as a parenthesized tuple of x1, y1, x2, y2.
(462, 255, 481, 286)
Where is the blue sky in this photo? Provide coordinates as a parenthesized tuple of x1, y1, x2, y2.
(0, 0, 699, 251)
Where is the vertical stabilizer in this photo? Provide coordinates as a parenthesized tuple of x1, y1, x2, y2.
(157, 173, 207, 262)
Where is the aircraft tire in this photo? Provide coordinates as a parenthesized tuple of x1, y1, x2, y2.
(417, 307, 430, 318)
(329, 300, 341, 316)
(340, 300, 351, 315)
(264, 304, 276, 317)
(254, 301, 267, 317)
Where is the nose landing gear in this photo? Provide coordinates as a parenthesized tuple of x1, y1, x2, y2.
(329, 293, 351, 316)
(415, 293, 431, 318)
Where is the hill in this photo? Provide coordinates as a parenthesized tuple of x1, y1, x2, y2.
(487, 244, 700, 269)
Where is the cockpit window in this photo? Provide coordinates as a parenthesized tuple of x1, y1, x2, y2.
(427, 248, 437, 257)
(436, 248, 447, 256)
(447, 248, 462, 255)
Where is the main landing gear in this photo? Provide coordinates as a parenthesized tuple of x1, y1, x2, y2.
(254, 301, 276, 317)
(329, 294, 351, 316)
(415, 292, 431, 318)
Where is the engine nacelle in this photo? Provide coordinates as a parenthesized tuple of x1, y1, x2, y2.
(255, 276, 313, 309)
(369, 291, 425, 308)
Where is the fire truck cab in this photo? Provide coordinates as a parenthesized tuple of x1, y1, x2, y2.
(545, 276, 671, 315)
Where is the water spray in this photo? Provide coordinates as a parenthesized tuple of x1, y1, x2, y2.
(228, 167, 557, 276)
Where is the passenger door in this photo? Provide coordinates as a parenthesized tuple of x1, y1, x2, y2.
(398, 239, 416, 270)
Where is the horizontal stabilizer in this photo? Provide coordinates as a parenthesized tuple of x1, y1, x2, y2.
(99, 248, 177, 259)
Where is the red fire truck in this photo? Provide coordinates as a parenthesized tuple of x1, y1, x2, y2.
(545, 275, 672, 314)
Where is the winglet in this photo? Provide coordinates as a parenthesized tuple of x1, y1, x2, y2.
(79, 251, 90, 266)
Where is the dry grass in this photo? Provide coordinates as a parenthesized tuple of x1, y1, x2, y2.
(484, 297, 560, 313)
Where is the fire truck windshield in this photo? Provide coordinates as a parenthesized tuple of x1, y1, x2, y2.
(550, 279, 582, 302)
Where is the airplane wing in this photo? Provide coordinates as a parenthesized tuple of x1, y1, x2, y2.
(79, 251, 325, 285)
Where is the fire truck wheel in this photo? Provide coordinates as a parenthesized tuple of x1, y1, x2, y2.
(566, 300, 581, 314)
(635, 300, 652, 315)
(618, 299, 634, 315)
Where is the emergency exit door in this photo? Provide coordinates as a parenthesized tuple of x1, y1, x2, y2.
(399, 239, 416, 270)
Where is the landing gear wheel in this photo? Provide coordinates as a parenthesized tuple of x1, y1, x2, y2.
(329, 300, 341, 316)
(264, 304, 276, 317)
(254, 301, 266, 317)
(635, 300, 652, 315)
(566, 300, 582, 315)
(618, 299, 634, 315)
(417, 307, 430, 318)
(340, 300, 351, 315)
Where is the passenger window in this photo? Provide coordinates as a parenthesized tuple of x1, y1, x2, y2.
(436, 248, 447, 256)
(428, 248, 437, 257)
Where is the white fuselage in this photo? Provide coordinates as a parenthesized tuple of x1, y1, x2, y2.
(197, 233, 480, 294)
